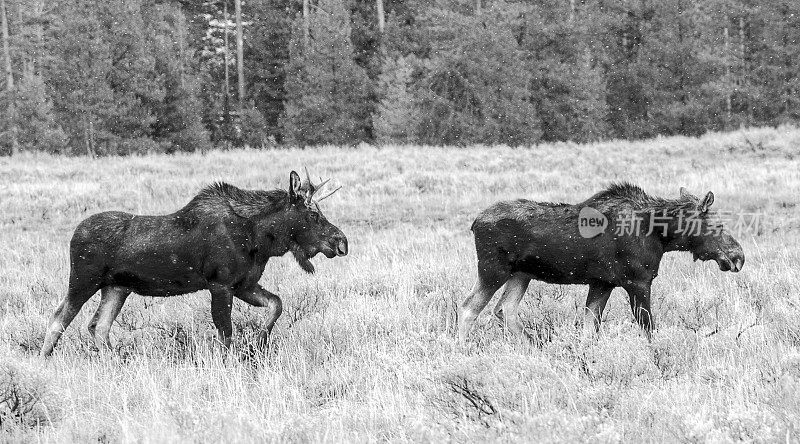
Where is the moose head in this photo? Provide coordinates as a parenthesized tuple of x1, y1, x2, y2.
(284, 169, 348, 273)
(679, 187, 745, 272)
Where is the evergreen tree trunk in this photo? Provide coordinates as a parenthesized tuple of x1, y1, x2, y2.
(85, 117, 95, 158)
(677, 0, 686, 134)
(303, 0, 310, 47)
(739, 15, 749, 126)
(782, 9, 793, 118)
(177, 12, 185, 89)
(235, 0, 244, 113)
(376, 0, 384, 34)
(724, 22, 731, 129)
(31, 0, 44, 72)
(569, 0, 575, 23)
(223, 1, 231, 126)
(1, 0, 17, 156)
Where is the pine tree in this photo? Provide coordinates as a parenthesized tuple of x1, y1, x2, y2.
(46, 0, 114, 155)
(0, 0, 796, 153)
(634, 0, 711, 136)
(568, 50, 610, 142)
(245, 0, 295, 141)
(16, 0, 66, 152)
(415, 1, 540, 146)
(280, 0, 370, 146)
(191, 0, 235, 144)
(765, 1, 800, 124)
(522, 0, 611, 142)
(696, 0, 763, 131)
(14, 71, 67, 153)
(0, 0, 17, 155)
(148, 3, 211, 153)
(373, 53, 415, 145)
(584, 0, 656, 139)
(47, 0, 164, 154)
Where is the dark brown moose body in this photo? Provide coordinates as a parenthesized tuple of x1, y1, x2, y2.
(457, 183, 745, 341)
(40, 171, 347, 357)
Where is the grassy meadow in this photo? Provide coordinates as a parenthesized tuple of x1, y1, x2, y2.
(1, 127, 800, 442)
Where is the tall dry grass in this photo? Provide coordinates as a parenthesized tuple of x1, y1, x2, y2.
(1, 127, 799, 442)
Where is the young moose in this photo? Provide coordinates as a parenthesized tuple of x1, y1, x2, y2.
(40, 170, 347, 357)
(458, 183, 745, 341)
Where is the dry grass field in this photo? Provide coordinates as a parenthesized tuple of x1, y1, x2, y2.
(1, 127, 800, 442)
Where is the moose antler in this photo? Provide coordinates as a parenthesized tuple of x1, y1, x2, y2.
(315, 185, 341, 202)
(303, 166, 336, 204)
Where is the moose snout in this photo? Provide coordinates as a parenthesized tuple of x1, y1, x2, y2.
(728, 240, 745, 272)
(720, 245, 745, 273)
(730, 250, 745, 273)
(334, 236, 348, 256)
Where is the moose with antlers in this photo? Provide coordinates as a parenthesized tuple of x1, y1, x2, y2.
(40, 170, 347, 357)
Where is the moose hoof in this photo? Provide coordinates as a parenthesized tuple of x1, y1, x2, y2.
(256, 331, 271, 349)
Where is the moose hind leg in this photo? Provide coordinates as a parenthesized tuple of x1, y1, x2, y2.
(40, 279, 100, 357)
(492, 274, 531, 337)
(457, 266, 509, 342)
(87, 286, 130, 351)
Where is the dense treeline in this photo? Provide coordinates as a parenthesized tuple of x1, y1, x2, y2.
(0, 0, 797, 154)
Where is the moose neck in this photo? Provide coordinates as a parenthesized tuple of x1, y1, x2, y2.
(656, 214, 695, 253)
(251, 201, 297, 258)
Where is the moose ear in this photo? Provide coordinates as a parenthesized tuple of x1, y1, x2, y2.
(289, 171, 302, 199)
(700, 191, 715, 213)
(679, 187, 691, 198)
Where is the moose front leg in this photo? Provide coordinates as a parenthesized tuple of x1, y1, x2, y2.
(623, 282, 654, 339)
(209, 285, 234, 349)
(235, 285, 283, 344)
